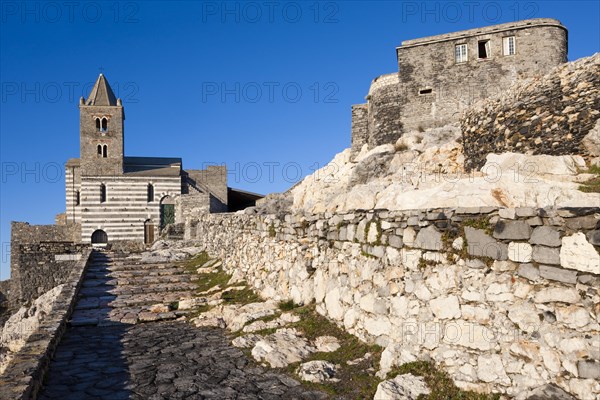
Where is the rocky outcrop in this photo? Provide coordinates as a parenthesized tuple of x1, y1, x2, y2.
(462, 53, 600, 171)
(374, 373, 430, 400)
(0, 285, 64, 374)
(285, 133, 598, 214)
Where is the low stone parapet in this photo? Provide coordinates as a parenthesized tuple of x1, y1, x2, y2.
(0, 248, 92, 400)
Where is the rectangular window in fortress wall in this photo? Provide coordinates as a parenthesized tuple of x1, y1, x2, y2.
(503, 36, 516, 55)
(455, 44, 468, 63)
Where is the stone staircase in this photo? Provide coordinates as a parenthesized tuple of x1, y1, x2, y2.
(69, 249, 196, 326)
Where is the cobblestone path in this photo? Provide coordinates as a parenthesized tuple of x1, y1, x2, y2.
(39, 250, 326, 400)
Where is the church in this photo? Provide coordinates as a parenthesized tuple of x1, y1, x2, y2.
(63, 74, 259, 244)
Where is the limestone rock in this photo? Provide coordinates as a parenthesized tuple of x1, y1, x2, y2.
(414, 225, 442, 251)
(534, 288, 580, 304)
(493, 220, 532, 240)
(373, 373, 430, 400)
(314, 336, 341, 353)
(532, 246, 560, 265)
(560, 232, 600, 274)
(296, 360, 338, 383)
(251, 328, 314, 368)
(477, 354, 508, 383)
(508, 242, 533, 262)
(464, 227, 508, 260)
(524, 383, 577, 400)
(429, 295, 461, 319)
(231, 334, 262, 349)
(530, 226, 562, 247)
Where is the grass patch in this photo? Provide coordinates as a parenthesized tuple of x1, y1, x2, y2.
(184, 304, 212, 320)
(283, 304, 383, 398)
(181, 251, 211, 271)
(279, 299, 299, 311)
(221, 286, 262, 305)
(195, 270, 232, 293)
(388, 361, 500, 400)
(463, 217, 493, 236)
(269, 223, 277, 238)
(579, 165, 600, 193)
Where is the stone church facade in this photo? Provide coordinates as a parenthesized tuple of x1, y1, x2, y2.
(352, 18, 569, 150)
(64, 74, 231, 244)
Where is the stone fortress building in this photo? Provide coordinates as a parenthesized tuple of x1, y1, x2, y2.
(351, 18, 568, 150)
(63, 74, 260, 244)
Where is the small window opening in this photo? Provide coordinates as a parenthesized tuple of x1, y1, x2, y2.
(97, 144, 102, 156)
(95, 118, 100, 131)
(455, 44, 467, 63)
(503, 36, 516, 56)
(102, 145, 108, 158)
(419, 88, 433, 95)
(478, 40, 490, 59)
(147, 183, 154, 202)
(75, 190, 80, 206)
(100, 184, 106, 203)
(100, 118, 108, 132)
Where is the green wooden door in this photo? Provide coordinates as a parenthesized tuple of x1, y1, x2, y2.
(161, 204, 175, 228)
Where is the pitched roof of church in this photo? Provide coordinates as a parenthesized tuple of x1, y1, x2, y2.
(85, 74, 118, 106)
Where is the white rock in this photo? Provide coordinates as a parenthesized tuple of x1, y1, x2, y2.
(429, 295, 461, 319)
(534, 288, 580, 304)
(251, 328, 314, 368)
(296, 360, 338, 383)
(325, 288, 345, 321)
(373, 373, 430, 400)
(443, 320, 495, 350)
(555, 305, 591, 328)
(314, 336, 341, 353)
(477, 354, 508, 383)
(507, 242, 533, 262)
(560, 232, 600, 274)
(232, 334, 262, 348)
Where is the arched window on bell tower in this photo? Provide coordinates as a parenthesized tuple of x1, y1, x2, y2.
(101, 118, 108, 132)
(95, 118, 101, 131)
(97, 144, 102, 156)
(103, 145, 108, 158)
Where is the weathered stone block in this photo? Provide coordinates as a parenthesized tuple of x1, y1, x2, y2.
(464, 227, 508, 260)
(516, 207, 537, 217)
(517, 263, 540, 281)
(530, 226, 561, 247)
(532, 246, 560, 265)
(508, 242, 533, 262)
(577, 360, 600, 380)
(560, 232, 600, 274)
(493, 220, 532, 240)
(539, 265, 577, 284)
(587, 230, 600, 246)
(498, 208, 516, 219)
(566, 215, 599, 230)
(414, 225, 442, 251)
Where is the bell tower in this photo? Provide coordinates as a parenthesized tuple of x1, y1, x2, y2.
(79, 74, 125, 176)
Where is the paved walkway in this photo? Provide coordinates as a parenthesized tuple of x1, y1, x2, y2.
(39, 250, 326, 400)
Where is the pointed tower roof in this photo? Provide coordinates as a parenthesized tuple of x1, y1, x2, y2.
(85, 74, 118, 106)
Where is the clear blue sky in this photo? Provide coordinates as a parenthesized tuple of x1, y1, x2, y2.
(1, 0, 599, 279)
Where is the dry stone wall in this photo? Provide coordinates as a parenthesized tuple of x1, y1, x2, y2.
(189, 207, 600, 398)
(462, 54, 600, 171)
(0, 248, 92, 400)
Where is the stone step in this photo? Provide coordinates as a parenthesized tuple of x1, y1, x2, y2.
(69, 307, 189, 326)
(84, 267, 188, 279)
(78, 281, 198, 297)
(81, 274, 195, 288)
(86, 262, 182, 272)
(75, 290, 196, 310)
